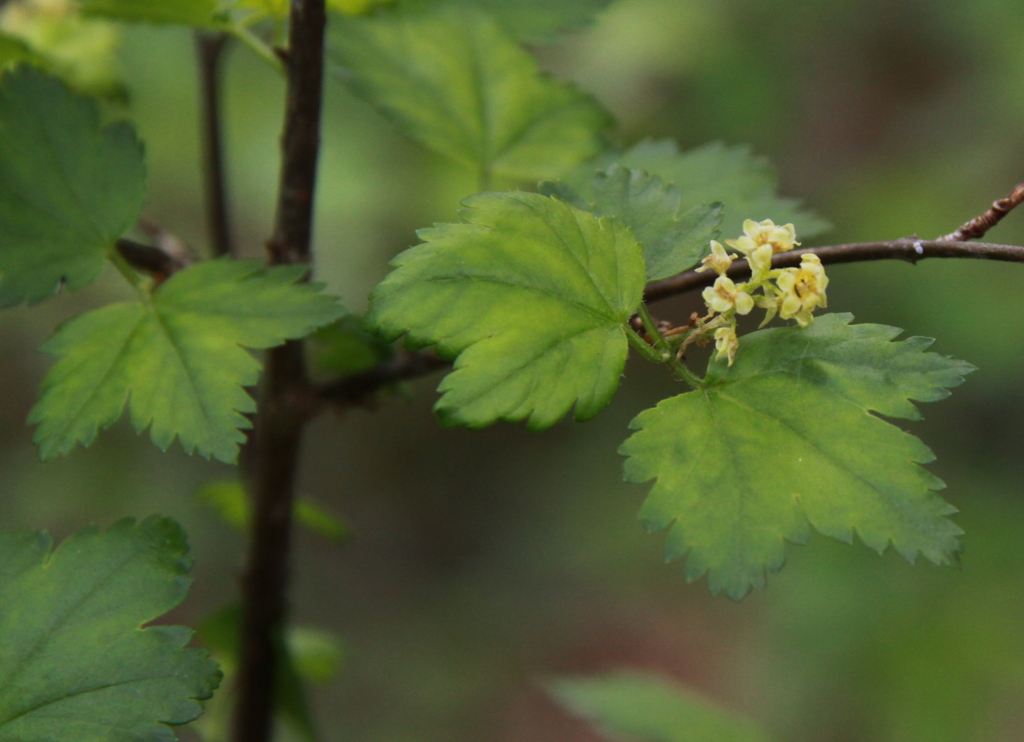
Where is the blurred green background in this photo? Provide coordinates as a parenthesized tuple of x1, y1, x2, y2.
(2, 0, 1024, 740)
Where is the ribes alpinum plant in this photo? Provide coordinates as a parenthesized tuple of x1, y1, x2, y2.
(0, 0, 1021, 740)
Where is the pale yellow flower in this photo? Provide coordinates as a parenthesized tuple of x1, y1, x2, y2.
(776, 254, 828, 327)
(714, 326, 740, 366)
(696, 240, 734, 275)
(746, 243, 774, 280)
(702, 276, 754, 315)
(725, 219, 799, 257)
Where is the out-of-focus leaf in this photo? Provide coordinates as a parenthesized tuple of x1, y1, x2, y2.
(400, 0, 614, 41)
(295, 501, 350, 543)
(195, 604, 343, 742)
(577, 140, 830, 241)
(30, 260, 345, 464)
(0, 66, 144, 306)
(196, 479, 350, 543)
(78, 0, 222, 27)
(330, 4, 611, 181)
(310, 315, 393, 377)
(550, 672, 774, 742)
(367, 191, 645, 430)
(288, 627, 344, 684)
(621, 313, 973, 599)
(0, 31, 36, 68)
(0, 517, 221, 742)
(196, 480, 251, 532)
(1, 1, 122, 95)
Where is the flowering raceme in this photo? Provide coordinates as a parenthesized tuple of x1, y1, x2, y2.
(776, 254, 828, 327)
(693, 219, 828, 365)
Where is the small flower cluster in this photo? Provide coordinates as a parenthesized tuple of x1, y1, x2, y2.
(694, 219, 828, 365)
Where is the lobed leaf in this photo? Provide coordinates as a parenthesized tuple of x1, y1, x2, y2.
(367, 191, 645, 430)
(29, 260, 345, 464)
(577, 139, 830, 241)
(78, 0, 222, 27)
(0, 517, 221, 742)
(620, 314, 974, 599)
(330, 4, 611, 181)
(543, 165, 723, 280)
(550, 672, 774, 742)
(0, 66, 144, 306)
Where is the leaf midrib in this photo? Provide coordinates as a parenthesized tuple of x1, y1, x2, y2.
(713, 387, 931, 524)
(444, 323, 621, 411)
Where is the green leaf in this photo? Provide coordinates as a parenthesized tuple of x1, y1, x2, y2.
(0, 66, 144, 306)
(330, 4, 611, 181)
(29, 259, 345, 464)
(78, 0, 222, 27)
(287, 627, 344, 684)
(0, 517, 221, 742)
(401, 0, 614, 41)
(620, 314, 974, 599)
(0, 33, 36, 70)
(579, 140, 830, 242)
(196, 480, 251, 531)
(0, 4, 124, 96)
(544, 165, 723, 280)
(367, 191, 645, 430)
(197, 479, 350, 543)
(295, 501, 350, 543)
(550, 672, 774, 742)
(195, 604, 342, 742)
(309, 314, 393, 376)
(460, 0, 613, 41)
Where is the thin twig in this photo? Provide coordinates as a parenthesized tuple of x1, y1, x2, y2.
(137, 217, 196, 267)
(196, 31, 235, 258)
(115, 238, 184, 278)
(936, 182, 1024, 242)
(232, 1, 327, 741)
(313, 349, 450, 410)
(643, 238, 1024, 301)
(310, 237, 1024, 408)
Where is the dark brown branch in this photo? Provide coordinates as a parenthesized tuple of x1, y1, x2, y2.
(232, 1, 327, 741)
(937, 182, 1024, 242)
(644, 238, 1024, 302)
(314, 349, 451, 409)
(196, 32, 235, 258)
(116, 238, 184, 278)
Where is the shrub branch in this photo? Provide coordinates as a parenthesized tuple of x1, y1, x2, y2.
(196, 31, 235, 258)
(232, 2, 327, 741)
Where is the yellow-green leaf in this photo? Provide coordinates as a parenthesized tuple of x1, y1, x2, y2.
(30, 260, 345, 464)
(368, 191, 645, 430)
